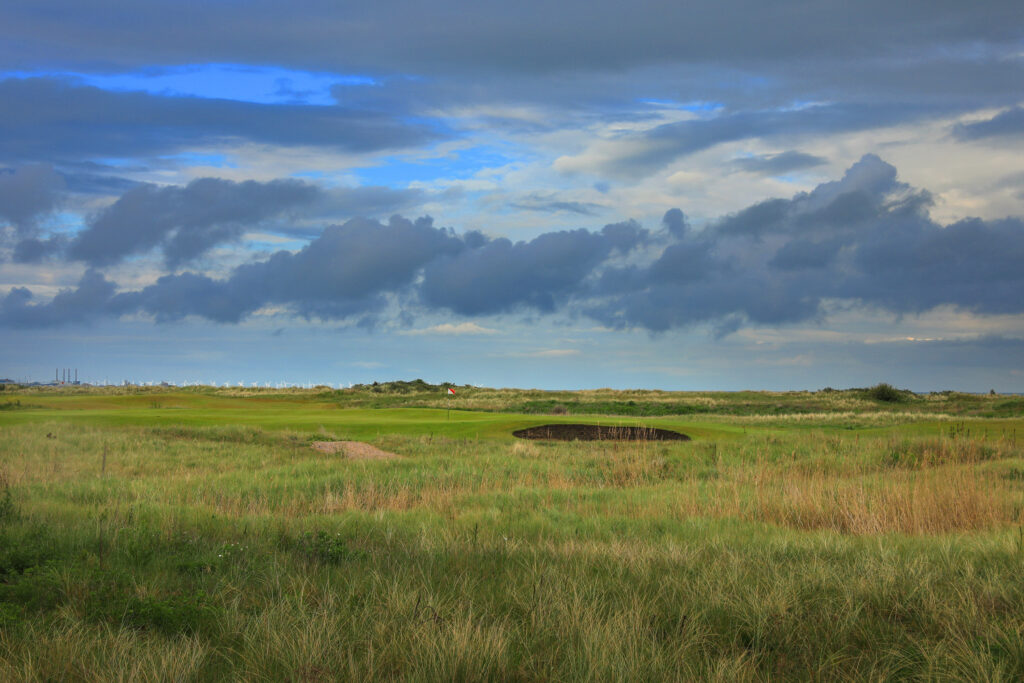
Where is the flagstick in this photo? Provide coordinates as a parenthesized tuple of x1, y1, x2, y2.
(447, 389, 450, 421)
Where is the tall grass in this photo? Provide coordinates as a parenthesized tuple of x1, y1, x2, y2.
(0, 407, 1022, 679)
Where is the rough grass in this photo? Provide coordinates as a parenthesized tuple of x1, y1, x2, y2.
(0, 387, 1022, 679)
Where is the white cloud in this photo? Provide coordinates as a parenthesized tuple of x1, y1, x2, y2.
(510, 348, 582, 358)
(402, 322, 500, 336)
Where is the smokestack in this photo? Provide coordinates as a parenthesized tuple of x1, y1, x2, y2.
(75, 368, 78, 383)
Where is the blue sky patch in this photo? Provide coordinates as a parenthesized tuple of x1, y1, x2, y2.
(3, 64, 376, 105)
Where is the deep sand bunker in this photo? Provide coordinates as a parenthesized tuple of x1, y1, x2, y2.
(513, 424, 690, 441)
(311, 441, 399, 459)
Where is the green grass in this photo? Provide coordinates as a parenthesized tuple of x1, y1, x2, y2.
(0, 386, 1022, 679)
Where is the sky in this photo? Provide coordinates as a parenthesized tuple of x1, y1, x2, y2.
(1, 1, 1023, 391)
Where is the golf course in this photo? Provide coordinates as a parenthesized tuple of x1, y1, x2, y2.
(0, 382, 1022, 680)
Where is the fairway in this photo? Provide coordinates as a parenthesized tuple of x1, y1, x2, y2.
(0, 389, 743, 441)
(1, 384, 1023, 680)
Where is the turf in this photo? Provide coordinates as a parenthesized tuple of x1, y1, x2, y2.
(0, 385, 1022, 680)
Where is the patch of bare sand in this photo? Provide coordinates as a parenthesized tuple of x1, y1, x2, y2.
(311, 441, 399, 459)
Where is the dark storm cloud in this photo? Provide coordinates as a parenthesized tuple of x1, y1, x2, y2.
(0, 4, 1016, 148)
(12, 235, 67, 263)
(715, 154, 907, 238)
(0, 164, 65, 233)
(731, 151, 827, 176)
(119, 215, 467, 324)
(1, 1, 1020, 77)
(0, 215, 645, 326)
(419, 222, 648, 315)
(0, 269, 117, 327)
(587, 155, 1024, 331)
(767, 238, 841, 270)
(848, 215, 1024, 315)
(5, 156, 1024, 332)
(0, 4, 1015, 184)
(68, 177, 321, 268)
(58, 177, 425, 268)
(0, 78, 440, 164)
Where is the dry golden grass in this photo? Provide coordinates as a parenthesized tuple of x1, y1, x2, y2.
(748, 468, 1011, 534)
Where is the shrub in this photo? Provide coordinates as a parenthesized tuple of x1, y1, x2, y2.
(866, 383, 905, 402)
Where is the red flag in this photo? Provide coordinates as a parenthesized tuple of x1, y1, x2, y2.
(447, 387, 456, 395)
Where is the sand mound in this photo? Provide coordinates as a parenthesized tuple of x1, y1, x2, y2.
(512, 424, 690, 441)
(311, 441, 399, 459)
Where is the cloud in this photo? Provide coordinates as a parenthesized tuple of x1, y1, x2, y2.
(12, 234, 68, 263)
(529, 349, 581, 357)
(67, 177, 319, 268)
(119, 215, 466, 323)
(495, 348, 582, 358)
(2, 1, 1020, 81)
(0, 269, 117, 327)
(1, 215, 464, 327)
(55, 162, 143, 195)
(953, 107, 1024, 141)
(419, 220, 648, 315)
(509, 193, 604, 216)
(57, 177, 427, 268)
(587, 154, 1024, 331)
(0, 164, 65, 233)
(731, 151, 827, 176)
(313, 185, 427, 221)
(402, 322, 499, 335)
(661, 208, 689, 238)
(5, 156, 1024, 334)
(0, 77, 441, 164)
(557, 103, 939, 178)
(714, 153, 906, 237)
(0, 214, 645, 327)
